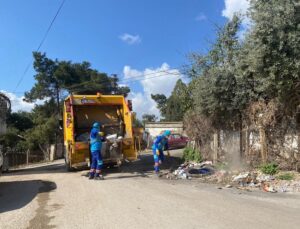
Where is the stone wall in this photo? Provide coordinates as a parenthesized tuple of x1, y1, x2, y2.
(144, 122, 184, 148)
(145, 122, 184, 138)
(210, 128, 300, 170)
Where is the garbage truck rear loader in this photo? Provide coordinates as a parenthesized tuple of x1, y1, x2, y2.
(63, 93, 137, 170)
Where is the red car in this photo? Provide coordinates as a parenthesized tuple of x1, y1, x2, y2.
(167, 133, 189, 149)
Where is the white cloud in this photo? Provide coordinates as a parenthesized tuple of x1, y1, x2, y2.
(123, 63, 183, 119)
(119, 33, 141, 45)
(222, 0, 251, 38)
(222, 0, 250, 20)
(123, 65, 143, 79)
(118, 83, 128, 88)
(195, 13, 207, 21)
(0, 91, 41, 112)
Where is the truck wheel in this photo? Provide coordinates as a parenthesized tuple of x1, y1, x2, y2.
(64, 149, 73, 172)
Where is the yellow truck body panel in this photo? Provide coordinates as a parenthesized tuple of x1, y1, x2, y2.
(63, 94, 136, 170)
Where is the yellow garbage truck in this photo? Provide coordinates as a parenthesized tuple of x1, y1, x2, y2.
(63, 93, 137, 170)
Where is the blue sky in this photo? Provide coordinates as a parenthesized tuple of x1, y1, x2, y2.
(0, 0, 249, 116)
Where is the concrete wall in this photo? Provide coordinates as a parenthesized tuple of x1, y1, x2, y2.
(145, 122, 184, 138)
(209, 128, 300, 169)
(144, 122, 184, 148)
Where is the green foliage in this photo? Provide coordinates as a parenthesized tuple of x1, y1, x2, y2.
(0, 128, 20, 149)
(189, 15, 243, 128)
(142, 114, 157, 123)
(25, 116, 58, 151)
(277, 173, 295, 181)
(186, 0, 300, 135)
(151, 94, 167, 116)
(25, 52, 130, 109)
(7, 112, 33, 132)
(18, 53, 130, 158)
(260, 163, 278, 175)
(0, 127, 27, 152)
(133, 117, 144, 128)
(215, 162, 229, 171)
(152, 79, 192, 121)
(23, 99, 59, 150)
(247, 0, 300, 113)
(25, 52, 130, 101)
(2, 99, 59, 154)
(182, 147, 202, 163)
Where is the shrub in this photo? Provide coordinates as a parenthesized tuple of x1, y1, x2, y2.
(260, 163, 278, 175)
(277, 173, 294, 181)
(183, 147, 202, 163)
(215, 162, 229, 171)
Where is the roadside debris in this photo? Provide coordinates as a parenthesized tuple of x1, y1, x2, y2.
(165, 160, 300, 194)
(257, 174, 275, 182)
(232, 172, 250, 182)
(262, 183, 277, 193)
(172, 161, 215, 179)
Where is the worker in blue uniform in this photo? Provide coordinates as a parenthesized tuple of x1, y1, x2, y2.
(89, 122, 104, 180)
(152, 130, 171, 174)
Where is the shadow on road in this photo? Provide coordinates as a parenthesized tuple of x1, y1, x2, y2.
(0, 180, 56, 213)
(95, 151, 183, 180)
(4, 150, 183, 180)
(122, 153, 182, 174)
(4, 163, 68, 177)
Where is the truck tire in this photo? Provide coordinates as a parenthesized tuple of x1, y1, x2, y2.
(64, 148, 73, 172)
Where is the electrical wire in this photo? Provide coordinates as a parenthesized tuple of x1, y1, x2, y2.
(13, 0, 66, 93)
(65, 68, 183, 90)
(63, 62, 193, 90)
(14, 70, 189, 94)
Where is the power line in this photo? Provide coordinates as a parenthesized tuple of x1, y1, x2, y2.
(13, 70, 189, 94)
(64, 63, 192, 90)
(65, 68, 184, 90)
(13, 0, 66, 93)
(66, 71, 183, 91)
(123, 72, 185, 85)
(69, 72, 188, 94)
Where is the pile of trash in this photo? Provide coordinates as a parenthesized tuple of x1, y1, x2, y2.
(168, 161, 215, 180)
(165, 160, 300, 194)
(230, 171, 300, 193)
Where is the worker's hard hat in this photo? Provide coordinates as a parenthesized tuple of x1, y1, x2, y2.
(93, 122, 101, 129)
(163, 130, 171, 136)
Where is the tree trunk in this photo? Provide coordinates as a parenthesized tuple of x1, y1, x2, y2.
(55, 85, 60, 115)
(239, 113, 243, 161)
(26, 149, 30, 165)
(259, 126, 267, 163)
(55, 85, 61, 157)
(245, 127, 249, 158)
(213, 133, 218, 163)
(38, 143, 49, 161)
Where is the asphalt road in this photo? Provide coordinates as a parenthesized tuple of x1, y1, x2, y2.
(1, 150, 300, 229)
